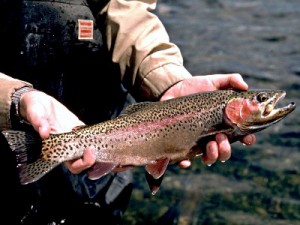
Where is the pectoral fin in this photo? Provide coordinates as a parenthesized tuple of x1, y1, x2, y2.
(145, 157, 169, 179)
(87, 162, 117, 180)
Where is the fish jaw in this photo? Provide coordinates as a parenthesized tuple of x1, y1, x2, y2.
(224, 90, 296, 135)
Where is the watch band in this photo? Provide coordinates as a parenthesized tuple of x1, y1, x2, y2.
(12, 86, 35, 123)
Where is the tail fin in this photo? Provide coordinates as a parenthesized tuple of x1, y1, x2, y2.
(1, 130, 60, 184)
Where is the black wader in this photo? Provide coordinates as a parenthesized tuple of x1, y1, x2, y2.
(0, 1, 134, 224)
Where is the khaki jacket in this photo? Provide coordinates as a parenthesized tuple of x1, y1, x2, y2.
(0, 0, 191, 129)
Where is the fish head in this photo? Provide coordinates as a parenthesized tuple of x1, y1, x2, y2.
(224, 89, 296, 135)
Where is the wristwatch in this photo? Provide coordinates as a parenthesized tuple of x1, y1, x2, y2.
(12, 86, 34, 123)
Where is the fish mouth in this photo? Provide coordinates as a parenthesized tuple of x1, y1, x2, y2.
(257, 91, 296, 129)
(262, 91, 296, 119)
(262, 91, 285, 116)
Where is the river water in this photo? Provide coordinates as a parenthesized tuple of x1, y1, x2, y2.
(124, 0, 300, 224)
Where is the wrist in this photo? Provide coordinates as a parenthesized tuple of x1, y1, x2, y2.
(12, 86, 35, 123)
(160, 80, 183, 101)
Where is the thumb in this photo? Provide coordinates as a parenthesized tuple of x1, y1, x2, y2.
(37, 119, 51, 139)
(229, 73, 248, 90)
(213, 73, 248, 91)
(26, 104, 51, 139)
(29, 116, 50, 139)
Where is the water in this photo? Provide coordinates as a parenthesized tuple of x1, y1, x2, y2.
(124, 0, 300, 224)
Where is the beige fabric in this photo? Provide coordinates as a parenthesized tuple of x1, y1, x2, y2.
(100, 0, 192, 100)
(0, 0, 191, 128)
(0, 73, 32, 129)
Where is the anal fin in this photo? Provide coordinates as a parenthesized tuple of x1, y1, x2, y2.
(87, 162, 117, 180)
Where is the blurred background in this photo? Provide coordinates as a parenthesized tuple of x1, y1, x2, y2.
(123, 0, 300, 224)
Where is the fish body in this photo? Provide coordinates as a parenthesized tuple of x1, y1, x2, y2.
(2, 89, 296, 194)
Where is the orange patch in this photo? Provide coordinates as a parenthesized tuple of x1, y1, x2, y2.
(78, 19, 93, 40)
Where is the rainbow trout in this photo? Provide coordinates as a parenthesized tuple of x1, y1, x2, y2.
(2, 89, 296, 194)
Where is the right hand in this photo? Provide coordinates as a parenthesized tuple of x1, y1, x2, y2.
(19, 90, 96, 174)
(161, 73, 256, 167)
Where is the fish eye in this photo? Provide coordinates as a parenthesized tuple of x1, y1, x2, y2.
(257, 92, 268, 102)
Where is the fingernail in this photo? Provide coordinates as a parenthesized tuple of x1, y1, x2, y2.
(207, 164, 212, 167)
(244, 135, 254, 145)
(90, 146, 96, 157)
(216, 133, 226, 142)
(221, 160, 226, 163)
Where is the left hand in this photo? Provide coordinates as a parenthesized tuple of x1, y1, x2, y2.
(20, 90, 96, 174)
(160, 73, 256, 167)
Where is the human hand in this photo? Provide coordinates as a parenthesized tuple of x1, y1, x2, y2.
(160, 73, 256, 167)
(19, 90, 96, 174)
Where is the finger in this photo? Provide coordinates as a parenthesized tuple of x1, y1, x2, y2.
(65, 147, 96, 174)
(178, 160, 192, 168)
(201, 141, 218, 165)
(228, 73, 248, 91)
(213, 73, 248, 91)
(215, 133, 231, 162)
(82, 147, 97, 166)
(240, 134, 256, 145)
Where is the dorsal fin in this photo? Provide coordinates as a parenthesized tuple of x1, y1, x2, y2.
(119, 102, 156, 116)
(72, 125, 87, 131)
